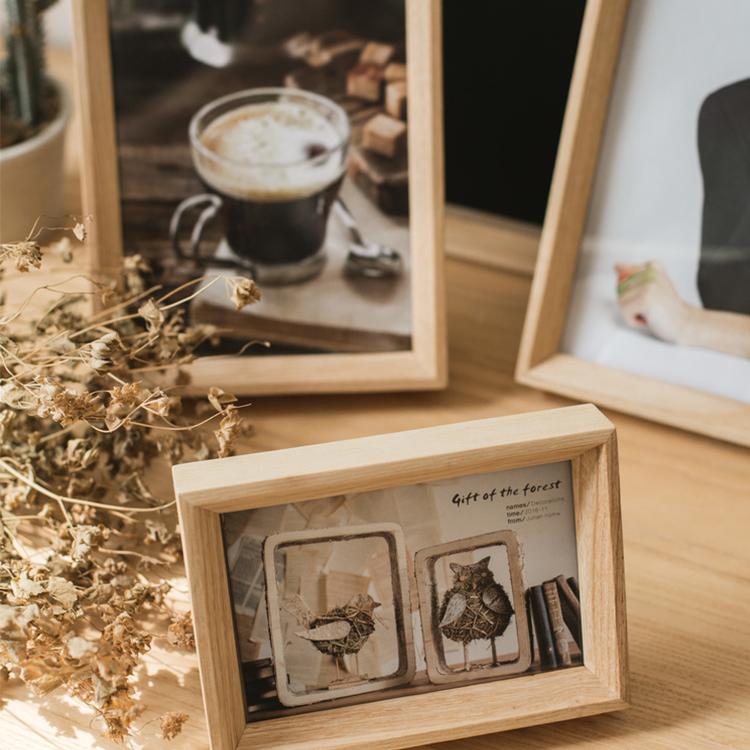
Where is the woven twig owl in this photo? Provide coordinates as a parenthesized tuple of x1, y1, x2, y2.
(293, 593, 381, 682)
(438, 556, 514, 670)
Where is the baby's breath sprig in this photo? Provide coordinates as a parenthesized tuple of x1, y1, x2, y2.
(0, 223, 260, 743)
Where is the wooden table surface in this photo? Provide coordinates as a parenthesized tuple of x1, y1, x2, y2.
(2, 51, 749, 750)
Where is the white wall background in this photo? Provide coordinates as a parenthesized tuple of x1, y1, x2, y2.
(563, 0, 750, 403)
(585, 0, 750, 284)
(0, 0, 74, 46)
(47, 0, 73, 47)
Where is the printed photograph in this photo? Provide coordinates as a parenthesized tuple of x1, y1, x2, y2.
(222, 460, 582, 721)
(562, 0, 750, 403)
(108, 0, 412, 355)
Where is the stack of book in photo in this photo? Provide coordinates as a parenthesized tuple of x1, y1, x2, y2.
(527, 575, 582, 670)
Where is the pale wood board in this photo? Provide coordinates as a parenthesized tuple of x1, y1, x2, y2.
(3, 41, 749, 750)
(445, 205, 540, 276)
(69, 0, 446, 395)
(515, 0, 750, 446)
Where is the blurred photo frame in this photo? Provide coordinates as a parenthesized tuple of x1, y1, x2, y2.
(71, 0, 445, 396)
(173, 405, 628, 750)
(517, 0, 750, 446)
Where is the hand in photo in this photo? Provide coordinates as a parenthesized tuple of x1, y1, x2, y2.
(615, 262, 691, 344)
(615, 262, 750, 358)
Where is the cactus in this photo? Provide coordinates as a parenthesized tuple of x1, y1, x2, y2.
(1, 0, 58, 146)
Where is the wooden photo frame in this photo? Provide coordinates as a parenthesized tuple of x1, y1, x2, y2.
(71, 0, 445, 396)
(516, 0, 750, 447)
(173, 404, 628, 750)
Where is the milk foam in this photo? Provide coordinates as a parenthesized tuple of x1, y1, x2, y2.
(195, 101, 346, 201)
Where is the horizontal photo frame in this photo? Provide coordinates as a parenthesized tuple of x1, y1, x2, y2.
(173, 404, 629, 750)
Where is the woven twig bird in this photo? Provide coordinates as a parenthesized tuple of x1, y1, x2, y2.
(439, 557, 514, 670)
(293, 593, 381, 682)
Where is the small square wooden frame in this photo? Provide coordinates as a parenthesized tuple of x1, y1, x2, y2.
(415, 530, 532, 684)
(263, 523, 416, 706)
(173, 404, 628, 750)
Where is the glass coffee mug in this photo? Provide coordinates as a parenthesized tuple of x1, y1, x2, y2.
(170, 87, 350, 285)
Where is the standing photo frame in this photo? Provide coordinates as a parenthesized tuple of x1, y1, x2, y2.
(173, 405, 628, 750)
(516, 0, 750, 446)
(71, 0, 445, 396)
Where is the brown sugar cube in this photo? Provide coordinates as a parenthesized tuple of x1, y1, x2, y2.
(384, 62, 407, 82)
(385, 80, 407, 120)
(362, 113, 407, 158)
(359, 41, 396, 66)
(346, 64, 384, 102)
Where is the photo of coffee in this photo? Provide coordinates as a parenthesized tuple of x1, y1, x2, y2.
(108, 1, 413, 356)
(184, 89, 350, 283)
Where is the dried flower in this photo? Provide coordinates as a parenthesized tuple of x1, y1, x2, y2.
(35, 380, 104, 425)
(0, 221, 260, 743)
(160, 711, 189, 741)
(0, 240, 43, 272)
(138, 299, 165, 333)
(228, 277, 262, 310)
(207, 386, 237, 412)
(166, 611, 195, 650)
(214, 405, 243, 458)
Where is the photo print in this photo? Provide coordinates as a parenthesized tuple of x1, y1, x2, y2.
(107, 0, 415, 356)
(562, 0, 750, 403)
(221, 460, 582, 721)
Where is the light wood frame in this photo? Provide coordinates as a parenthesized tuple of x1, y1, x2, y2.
(515, 0, 750, 447)
(173, 404, 628, 750)
(414, 530, 532, 684)
(263, 523, 416, 706)
(71, 0, 445, 396)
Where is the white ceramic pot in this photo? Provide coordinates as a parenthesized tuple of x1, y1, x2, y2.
(0, 77, 70, 243)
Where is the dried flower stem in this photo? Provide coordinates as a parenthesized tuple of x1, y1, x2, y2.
(0, 459, 177, 513)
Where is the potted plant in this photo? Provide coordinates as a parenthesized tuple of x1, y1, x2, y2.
(0, 0, 70, 242)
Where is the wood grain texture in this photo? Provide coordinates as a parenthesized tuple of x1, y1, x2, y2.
(173, 405, 627, 749)
(70, 0, 123, 275)
(176, 501, 246, 750)
(516, 0, 629, 372)
(523, 354, 750, 448)
(174, 404, 613, 512)
(515, 0, 750, 447)
(445, 205, 540, 276)
(70, 0, 446, 396)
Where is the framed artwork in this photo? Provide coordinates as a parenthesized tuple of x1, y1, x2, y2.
(516, 0, 750, 447)
(71, 0, 445, 395)
(173, 405, 628, 750)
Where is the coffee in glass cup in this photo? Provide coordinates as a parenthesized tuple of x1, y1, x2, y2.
(170, 88, 350, 284)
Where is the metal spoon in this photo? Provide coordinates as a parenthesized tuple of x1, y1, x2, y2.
(335, 199, 403, 278)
